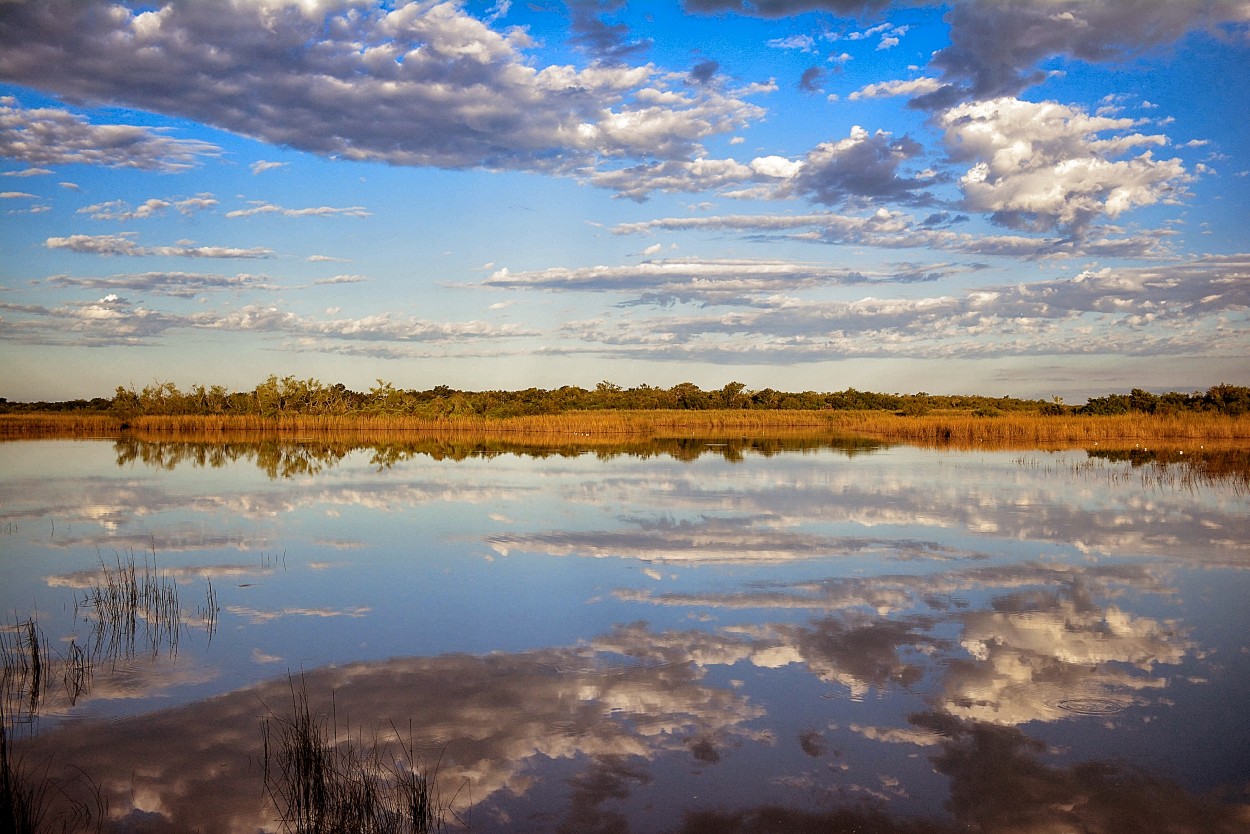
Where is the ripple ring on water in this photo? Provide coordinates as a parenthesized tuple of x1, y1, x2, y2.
(1053, 697, 1128, 715)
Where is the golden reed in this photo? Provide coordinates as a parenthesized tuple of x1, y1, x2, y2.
(3, 410, 1249, 449)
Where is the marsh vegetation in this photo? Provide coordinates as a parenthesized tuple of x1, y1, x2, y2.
(3, 379, 1248, 446)
(262, 677, 457, 834)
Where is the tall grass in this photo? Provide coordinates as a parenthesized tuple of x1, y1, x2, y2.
(77, 549, 181, 663)
(1, 618, 50, 725)
(0, 686, 105, 834)
(262, 676, 454, 833)
(5, 409, 1248, 446)
(824, 410, 1250, 447)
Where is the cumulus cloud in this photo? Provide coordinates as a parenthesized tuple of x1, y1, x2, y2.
(594, 125, 932, 204)
(567, 0, 652, 61)
(940, 97, 1189, 234)
(0, 1, 763, 193)
(687, 1, 1249, 109)
(44, 233, 273, 258)
(0, 97, 221, 171)
(915, 0, 1250, 106)
(848, 76, 942, 100)
(788, 125, 929, 206)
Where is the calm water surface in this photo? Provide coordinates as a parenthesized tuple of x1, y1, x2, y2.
(2, 437, 1249, 832)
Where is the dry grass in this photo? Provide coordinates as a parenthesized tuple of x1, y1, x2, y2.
(823, 411, 1250, 447)
(3, 409, 1249, 448)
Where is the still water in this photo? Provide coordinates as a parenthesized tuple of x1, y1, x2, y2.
(2, 436, 1249, 832)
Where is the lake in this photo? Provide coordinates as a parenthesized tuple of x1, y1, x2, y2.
(2, 435, 1249, 832)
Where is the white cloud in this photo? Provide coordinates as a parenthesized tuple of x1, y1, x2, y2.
(940, 97, 1189, 234)
(2, 166, 53, 177)
(0, 2, 765, 194)
(848, 77, 942, 101)
(767, 34, 816, 52)
(0, 190, 36, 198)
(225, 201, 371, 219)
(78, 195, 217, 221)
(249, 160, 287, 175)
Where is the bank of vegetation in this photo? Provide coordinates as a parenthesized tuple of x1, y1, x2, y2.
(1, 378, 1248, 445)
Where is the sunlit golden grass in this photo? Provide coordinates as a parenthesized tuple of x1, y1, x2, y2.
(3, 409, 1249, 448)
(823, 411, 1250, 447)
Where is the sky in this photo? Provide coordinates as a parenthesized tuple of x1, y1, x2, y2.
(1, 0, 1248, 403)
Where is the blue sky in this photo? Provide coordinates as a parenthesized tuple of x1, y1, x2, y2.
(1, 0, 1247, 402)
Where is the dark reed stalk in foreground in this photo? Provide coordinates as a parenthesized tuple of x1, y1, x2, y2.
(1, 618, 50, 725)
(0, 693, 105, 834)
(262, 676, 454, 833)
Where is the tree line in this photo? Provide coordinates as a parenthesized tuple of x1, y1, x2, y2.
(1, 378, 1247, 419)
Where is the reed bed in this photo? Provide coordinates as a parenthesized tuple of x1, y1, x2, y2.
(262, 677, 452, 833)
(1, 618, 50, 724)
(0, 414, 123, 439)
(824, 410, 1250, 447)
(1, 632, 105, 834)
(78, 550, 182, 663)
(6, 409, 1250, 446)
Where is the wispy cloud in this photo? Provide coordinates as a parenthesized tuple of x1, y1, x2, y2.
(612, 209, 1171, 260)
(225, 201, 370, 219)
(249, 160, 287, 175)
(312, 274, 368, 285)
(45, 271, 279, 298)
(45, 233, 273, 259)
(483, 256, 967, 306)
(77, 194, 218, 221)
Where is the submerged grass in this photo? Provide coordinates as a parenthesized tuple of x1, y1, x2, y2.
(262, 676, 456, 833)
(1, 618, 50, 724)
(77, 549, 182, 663)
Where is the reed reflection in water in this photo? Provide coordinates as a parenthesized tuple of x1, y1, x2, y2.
(0, 436, 1248, 832)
